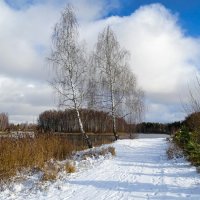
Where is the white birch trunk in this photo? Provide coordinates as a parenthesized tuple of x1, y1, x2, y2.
(70, 76, 93, 148)
(110, 80, 118, 140)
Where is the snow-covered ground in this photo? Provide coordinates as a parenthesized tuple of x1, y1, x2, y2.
(1, 137, 200, 200)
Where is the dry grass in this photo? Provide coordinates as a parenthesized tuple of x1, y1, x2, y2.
(41, 171, 58, 181)
(0, 134, 77, 180)
(77, 146, 116, 160)
(108, 146, 116, 156)
(65, 161, 76, 173)
(41, 160, 76, 181)
(0, 133, 116, 181)
(98, 147, 116, 156)
(41, 159, 60, 181)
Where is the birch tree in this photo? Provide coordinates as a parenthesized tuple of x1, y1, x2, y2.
(122, 70, 145, 124)
(93, 26, 131, 140)
(49, 5, 92, 148)
(92, 26, 145, 139)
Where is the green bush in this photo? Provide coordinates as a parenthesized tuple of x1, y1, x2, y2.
(186, 141, 196, 153)
(180, 126, 190, 144)
(173, 126, 200, 167)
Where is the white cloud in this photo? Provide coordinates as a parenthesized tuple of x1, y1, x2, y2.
(0, 0, 116, 123)
(82, 4, 200, 95)
(68, 0, 110, 22)
(145, 102, 184, 123)
(0, 75, 56, 122)
(80, 3, 200, 122)
(1, 1, 70, 81)
(1, 1, 200, 123)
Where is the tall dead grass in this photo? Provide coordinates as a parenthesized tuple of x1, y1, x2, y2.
(0, 134, 80, 180)
(0, 133, 116, 181)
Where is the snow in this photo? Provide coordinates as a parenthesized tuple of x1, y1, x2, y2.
(1, 137, 200, 200)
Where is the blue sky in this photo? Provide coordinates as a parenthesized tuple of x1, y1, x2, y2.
(108, 0, 200, 37)
(1, 0, 200, 123)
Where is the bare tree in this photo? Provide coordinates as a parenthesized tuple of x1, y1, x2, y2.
(187, 77, 200, 113)
(123, 71, 145, 124)
(180, 77, 200, 135)
(93, 26, 132, 140)
(48, 5, 92, 148)
(114, 64, 145, 135)
(91, 26, 145, 139)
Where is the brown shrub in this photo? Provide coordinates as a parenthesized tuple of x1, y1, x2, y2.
(108, 146, 116, 156)
(65, 161, 76, 173)
(98, 146, 116, 156)
(41, 159, 61, 181)
(41, 171, 58, 181)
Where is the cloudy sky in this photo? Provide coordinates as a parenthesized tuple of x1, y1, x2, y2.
(1, 0, 200, 124)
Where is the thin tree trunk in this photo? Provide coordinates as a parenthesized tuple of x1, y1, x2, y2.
(112, 114, 118, 140)
(71, 77, 93, 148)
(110, 81, 119, 140)
(75, 108, 93, 148)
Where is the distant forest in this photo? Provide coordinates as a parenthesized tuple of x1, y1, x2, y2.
(38, 109, 134, 134)
(136, 121, 182, 134)
(136, 113, 200, 134)
(1, 110, 197, 135)
(38, 109, 184, 134)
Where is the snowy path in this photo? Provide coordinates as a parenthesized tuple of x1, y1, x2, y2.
(2, 138, 200, 200)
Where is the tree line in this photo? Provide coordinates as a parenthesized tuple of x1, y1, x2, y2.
(38, 109, 133, 133)
(48, 5, 144, 148)
(136, 121, 182, 134)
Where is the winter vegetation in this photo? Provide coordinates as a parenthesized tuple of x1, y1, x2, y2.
(1, 2, 200, 200)
(1, 137, 200, 199)
(136, 121, 182, 134)
(0, 5, 143, 183)
(165, 78, 200, 169)
(0, 133, 116, 181)
(38, 109, 134, 134)
(48, 5, 144, 148)
(0, 5, 144, 184)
